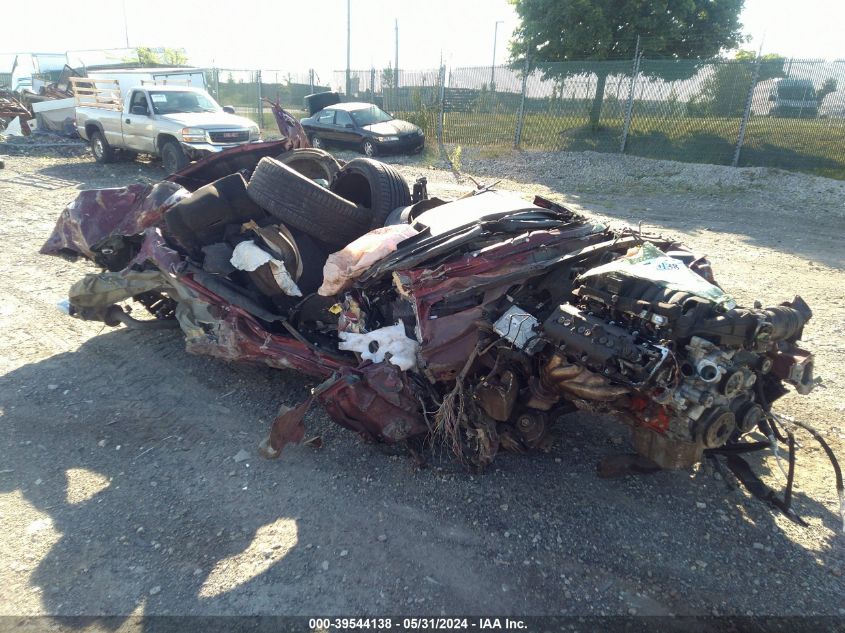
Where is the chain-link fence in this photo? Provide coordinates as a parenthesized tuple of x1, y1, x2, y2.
(203, 57, 845, 179)
(330, 57, 845, 179)
(207, 69, 329, 128)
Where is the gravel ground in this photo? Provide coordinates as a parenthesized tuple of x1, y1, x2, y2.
(0, 143, 843, 622)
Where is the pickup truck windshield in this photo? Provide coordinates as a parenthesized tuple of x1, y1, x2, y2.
(778, 85, 816, 100)
(350, 106, 393, 127)
(148, 91, 220, 115)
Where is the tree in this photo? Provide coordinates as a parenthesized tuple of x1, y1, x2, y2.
(381, 63, 397, 89)
(818, 78, 837, 103)
(134, 47, 188, 67)
(688, 50, 784, 117)
(508, 0, 746, 129)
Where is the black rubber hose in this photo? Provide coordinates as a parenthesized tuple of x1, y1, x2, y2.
(783, 430, 797, 511)
(706, 440, 772, 455)
(788, 417, 844, 504)
(769, 413, 844, 532)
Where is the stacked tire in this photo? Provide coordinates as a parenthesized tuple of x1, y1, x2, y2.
(246, 150, 411, 248)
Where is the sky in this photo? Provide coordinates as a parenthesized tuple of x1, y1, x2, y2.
(2, 0, 843, 81)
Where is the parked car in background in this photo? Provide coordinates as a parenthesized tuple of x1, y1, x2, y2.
(300, 96, 424, 157)
(768, 79, 819, 118)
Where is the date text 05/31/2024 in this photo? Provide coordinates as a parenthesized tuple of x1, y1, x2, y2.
(308, 618, 528, 630)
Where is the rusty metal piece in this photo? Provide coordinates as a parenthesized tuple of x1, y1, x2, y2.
(474, 369, 518, 421)
(514, 410, 553, 451)
(631, 426, 703, 470)
(525, 375, 560, 411)
(319, 363, 428, 443)
(540, 352, 630, 401)
(769, 347, 815, 395)
(260, 397, 312, 458)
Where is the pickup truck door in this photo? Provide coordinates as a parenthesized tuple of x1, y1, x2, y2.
(122, 90, 157, 153)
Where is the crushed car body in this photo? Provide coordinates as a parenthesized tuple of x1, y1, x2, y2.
(41, 106, 843, 525)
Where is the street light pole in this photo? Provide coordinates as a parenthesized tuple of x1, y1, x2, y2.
(491, 20, 504, 89)
(395, 18, 399, 88)
(345, 0, 351, 95)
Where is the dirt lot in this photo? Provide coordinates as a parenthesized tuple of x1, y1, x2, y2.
(0, 143, 844, 622)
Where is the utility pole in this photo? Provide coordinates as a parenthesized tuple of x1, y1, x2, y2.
(122, 0, 130, 48)
(345, 0, 351, 96)
(394, 18, 399, 88)
(490, 20, 503, 88)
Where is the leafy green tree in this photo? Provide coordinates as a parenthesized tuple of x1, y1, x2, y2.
(508, 0, 746, 129)
(381, 63, 397, 89)
(161, 48, 188, 66)
(134, 47, 188, 67)
(818, 78, 837, 103)
(688, 50, 784, 117)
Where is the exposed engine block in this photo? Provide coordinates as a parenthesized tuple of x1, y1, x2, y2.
(482, 243, 815, 469)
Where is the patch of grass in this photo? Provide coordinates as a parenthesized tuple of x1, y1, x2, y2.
(248, 104, 845, 180)
(413, 110, 845, 179)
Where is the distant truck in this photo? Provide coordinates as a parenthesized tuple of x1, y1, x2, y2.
(72, 79, 260, 173)
(767, 79, 819, 118)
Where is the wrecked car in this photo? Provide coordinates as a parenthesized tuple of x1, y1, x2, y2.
(41, 107, 842, 526)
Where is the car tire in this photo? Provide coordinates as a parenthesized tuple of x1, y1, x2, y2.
(161, 139, 190, 174)
(276, 148, 341, 182)
(246, 157, 372, 247)
(330, 158, 412, 229)
(362, 139, 377, 157)
(90, 130, 115, 164)
(309, 134, 325, 150)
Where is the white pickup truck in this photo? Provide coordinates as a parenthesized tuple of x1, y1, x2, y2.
(74, 82, 260, 173)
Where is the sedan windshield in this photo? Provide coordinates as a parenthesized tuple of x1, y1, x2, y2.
(349, 105, 393, 127)
(149, 91, 221, 114)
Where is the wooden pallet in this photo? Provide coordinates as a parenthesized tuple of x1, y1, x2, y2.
(70, 77, 122, 111)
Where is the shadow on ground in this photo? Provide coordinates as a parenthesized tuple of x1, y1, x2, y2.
(1, 325, 844, 626)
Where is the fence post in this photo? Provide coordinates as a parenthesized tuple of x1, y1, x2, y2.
(309, 68, 314, 94)
(256, 70, 263, 129)
(437, 64, 446, 145)
(733, 55, 760, 167)
(620, 36, 641, 154)
(514, 57, 529, 149)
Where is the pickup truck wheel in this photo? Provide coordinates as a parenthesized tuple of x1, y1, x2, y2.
(362, 139, 377, 157)
(309, 134, 324, 150)
(330, 158, 412, 229)
(161, 140, 190, 174)
(246, 156, 371, 247)
(90, 130, 115, 164)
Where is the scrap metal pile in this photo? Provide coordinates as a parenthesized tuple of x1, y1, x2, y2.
(41, 114, 842, 523)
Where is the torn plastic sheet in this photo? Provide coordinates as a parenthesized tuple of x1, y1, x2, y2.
(579, 241, 736, 308)
(338, 320, 420, 371)
(230, 240, 302, 297)
(319, 224, 419, 296)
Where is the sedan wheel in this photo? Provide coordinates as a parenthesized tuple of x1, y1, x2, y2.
(310, 135, 324, 149)
(362, 139, 377, 157)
